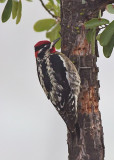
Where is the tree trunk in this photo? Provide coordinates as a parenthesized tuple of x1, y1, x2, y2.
(60, 0, 112, 159)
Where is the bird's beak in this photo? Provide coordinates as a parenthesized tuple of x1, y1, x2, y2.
(51, 38, 60, 47)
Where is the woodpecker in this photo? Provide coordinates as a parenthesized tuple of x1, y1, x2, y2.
(34, 38, 81, 133)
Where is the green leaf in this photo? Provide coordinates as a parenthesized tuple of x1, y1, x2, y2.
(53, 4, 60, 16)
(57, 39, 61, 49)
(99, 20, 114, 46)
(98, 10, 101, 18)
(34, 19, 56, 32)
(46, 23, 61, 49)
(103, 35, 114, 58)
(85, 18, 109, 29)
(46, 2, 60, 17)
(106, 4, 114, 14)
(1, 0, 12, 22)
(56, 0, 60, 4)
(96, 33, 101, 41)
(0, 0, 6, 3)
(86, 28, 96, 54)
(91, 28, 96, 54)
(55, 38, 61, 49)
(86, 30, 93, 43)
(56, 4, 60, 17)
(16, 0, 22, 24)
(46, 23, 59, 41)
(45, 2, 54, 11)
(12, 1, 18, 19)
(48, 0, 54, 5)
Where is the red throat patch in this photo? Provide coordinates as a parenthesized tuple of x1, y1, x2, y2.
(50, 46, 56, 53)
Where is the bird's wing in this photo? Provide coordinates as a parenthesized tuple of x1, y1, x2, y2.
(36, 60, 52, 99)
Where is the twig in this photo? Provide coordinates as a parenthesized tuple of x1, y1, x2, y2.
(39, 0, 58, 19)
(87, 0, 114, 19)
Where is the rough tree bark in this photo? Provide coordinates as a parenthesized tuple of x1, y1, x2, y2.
(60, 0, 113, 160)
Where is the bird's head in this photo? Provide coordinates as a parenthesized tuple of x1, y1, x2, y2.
(34, 38, 60, 58)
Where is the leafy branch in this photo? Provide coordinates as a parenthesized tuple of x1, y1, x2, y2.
(1, 0, 22, 24)
(0, 0, 61, 48)
(34, 0, 61, 49)
(84, 4, 114, 58)
(0, 1, 114, 53)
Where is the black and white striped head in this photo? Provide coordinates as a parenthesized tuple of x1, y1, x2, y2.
(34, 38, 60, 58)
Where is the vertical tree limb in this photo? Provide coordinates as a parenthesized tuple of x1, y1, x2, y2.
(60, 0, 111, 159)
